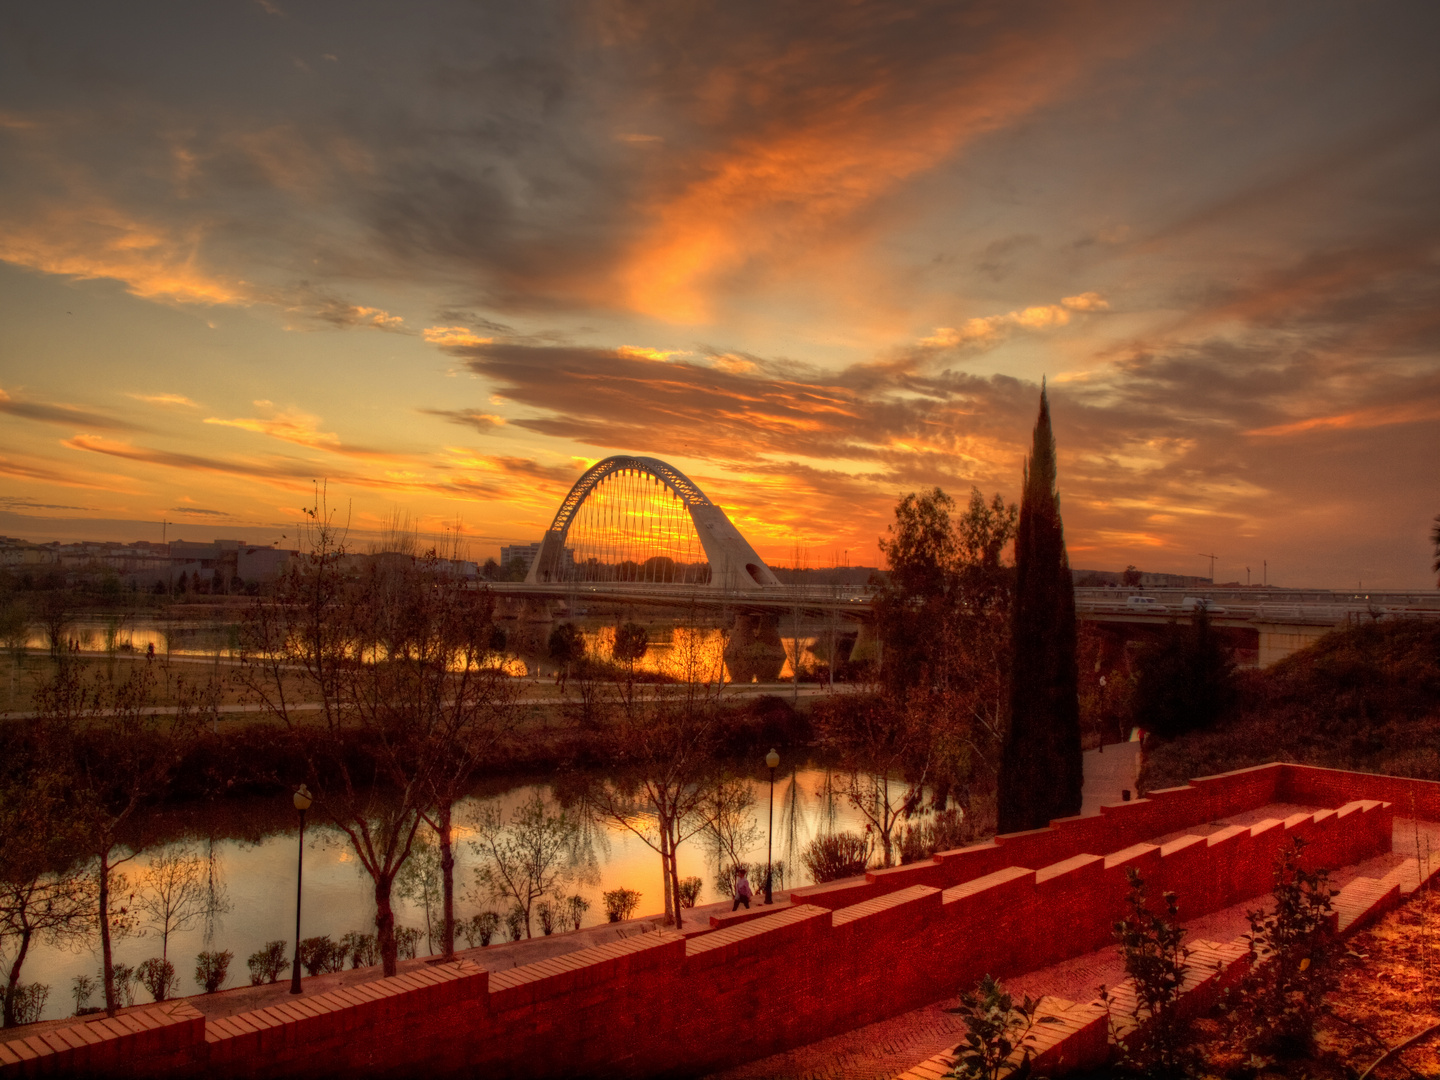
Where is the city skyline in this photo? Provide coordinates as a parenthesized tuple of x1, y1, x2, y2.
(2, 2, 1438, 587)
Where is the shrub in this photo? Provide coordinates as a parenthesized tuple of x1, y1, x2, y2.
(537, 901, 557, 936)
(563, 895, 590, 932)
(108, 963, 138, 1007)
(247, 940, 289, 985)
(339, 931, 378, 968)
(71, 974, 97, 1015)
(299, 935, 342, 976)
(503, 905, 527, 942)
(194, 950, 233, 994)
(1103, 867, 1193, 1075)
(5, 983, 49, 1025)
(801, 831, 873, 883)
(678, 876, 704, 908)
(395, 925, 422, 960)
(603, 887, 641, 923)
(136, 958, 178, 1003)
(899, 808, 977, 863)
(1231, 837, 1339, 1060)
(943, 974, 1057, 1080)
(459, 912, 500, 948)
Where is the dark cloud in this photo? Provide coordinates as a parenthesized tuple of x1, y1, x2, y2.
(0, 391, 141, 431)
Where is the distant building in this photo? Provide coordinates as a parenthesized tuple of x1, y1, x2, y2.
(1073, 568, 1213, 588)
(500, 543, 544, 572)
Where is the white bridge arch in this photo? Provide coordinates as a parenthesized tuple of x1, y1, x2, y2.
(525, 455, 780, 591)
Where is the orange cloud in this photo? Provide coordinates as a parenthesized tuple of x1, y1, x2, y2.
(127, 392, 200, 408)
(203, 405, 392, 458)
(0, 202, 245, 305)
(919, 294, 1107, 349)
(423, 326, 493, 348)
(1245, 400, 1440, 438)
(612, 19, 1139, 323)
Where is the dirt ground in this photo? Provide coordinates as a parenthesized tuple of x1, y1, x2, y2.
(1188, 891, 1440, 1079)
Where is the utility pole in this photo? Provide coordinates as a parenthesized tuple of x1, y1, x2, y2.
(1246, 566, 1250, 587)
(1263, 560, 1267, 587)
(1198, 552, 1218, 582)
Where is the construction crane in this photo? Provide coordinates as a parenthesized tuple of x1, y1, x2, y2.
(1198, 552, 1218, 581)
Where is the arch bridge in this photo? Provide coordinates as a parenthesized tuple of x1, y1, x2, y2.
(525, 455, 781, 591)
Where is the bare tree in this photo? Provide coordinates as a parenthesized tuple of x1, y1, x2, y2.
(240, 499, 515, 973)
(240, 497, 428, 977)
(32, 662, 204, 1015)
(586, 621, 731, 927)
(0, 721, 92, 1027)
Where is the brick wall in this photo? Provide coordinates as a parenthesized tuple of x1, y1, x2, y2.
(0, 763, 1401, 1079)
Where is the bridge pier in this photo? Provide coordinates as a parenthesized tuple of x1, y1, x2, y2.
(1256, 622, 1333, 667)
(723, 613, 787, 683)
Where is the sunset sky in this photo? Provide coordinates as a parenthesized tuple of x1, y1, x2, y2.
(1, 1, 1437, 587)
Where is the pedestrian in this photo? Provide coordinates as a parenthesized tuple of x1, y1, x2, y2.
(731, 866, 752, 912)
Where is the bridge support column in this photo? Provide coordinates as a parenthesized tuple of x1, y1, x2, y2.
(1256, 622, 1333, 667)
(723, 613, 786, 683)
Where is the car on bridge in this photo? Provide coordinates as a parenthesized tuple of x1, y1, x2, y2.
(1125, 595, 1164, 609)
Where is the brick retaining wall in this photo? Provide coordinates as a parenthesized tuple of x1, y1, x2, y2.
(0, 763, 1404, 1079)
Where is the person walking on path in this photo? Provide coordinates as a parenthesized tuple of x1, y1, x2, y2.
(732, 867, 753, 912)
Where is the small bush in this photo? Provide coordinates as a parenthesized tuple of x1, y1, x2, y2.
(536, 901, 557, 936)
(107, 963, 138, 1008)
(71, 974, 97, 1015)
(1231, 837, 1338, 1061)
(801, 831, 873, 883)
(247, 940, 289, 985)
(395, 925, 422, 960)
(459, 912, 500, 948)
(899, 808, 977, 863)
(339, 931, 378, 968)
(299, 935, 342, 976)
(563, 895, 590, 932)
(136, 957, 179, 1003)
(503, 905, 527, 942)
(5, 983, 49, 1025)
(1103, 867, 1193, 1075)
(943, 974, 1057, 1080)
(678, 876, 703, 908)
(603, 887, 641, 923)
(194, 950, 233, 994)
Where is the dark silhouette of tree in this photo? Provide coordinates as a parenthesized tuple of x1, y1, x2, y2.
(612, 622, 649, 672)
(548, 622, 586, 690)
(1132, 607, 1236, 740)
(0, 721, 92, 1027)
(243, 504, 516, 972)
(998, 385, 1082, 833)
(1123, 565, 1143, 587)
(1431, 512, 1440, 586)
(866, 486, 1017, 832)
(583, 627, 730, 928)
(33, 663, 205, 1015)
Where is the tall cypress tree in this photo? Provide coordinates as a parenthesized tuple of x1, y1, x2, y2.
(998, 384, 1082, 832)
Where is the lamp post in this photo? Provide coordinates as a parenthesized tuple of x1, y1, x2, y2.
(764, 748, 779, 904)
(289, 784, 312, 995)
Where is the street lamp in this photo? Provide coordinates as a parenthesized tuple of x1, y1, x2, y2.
(289, 783, 312, 995)
(764, 748, 779, 904)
